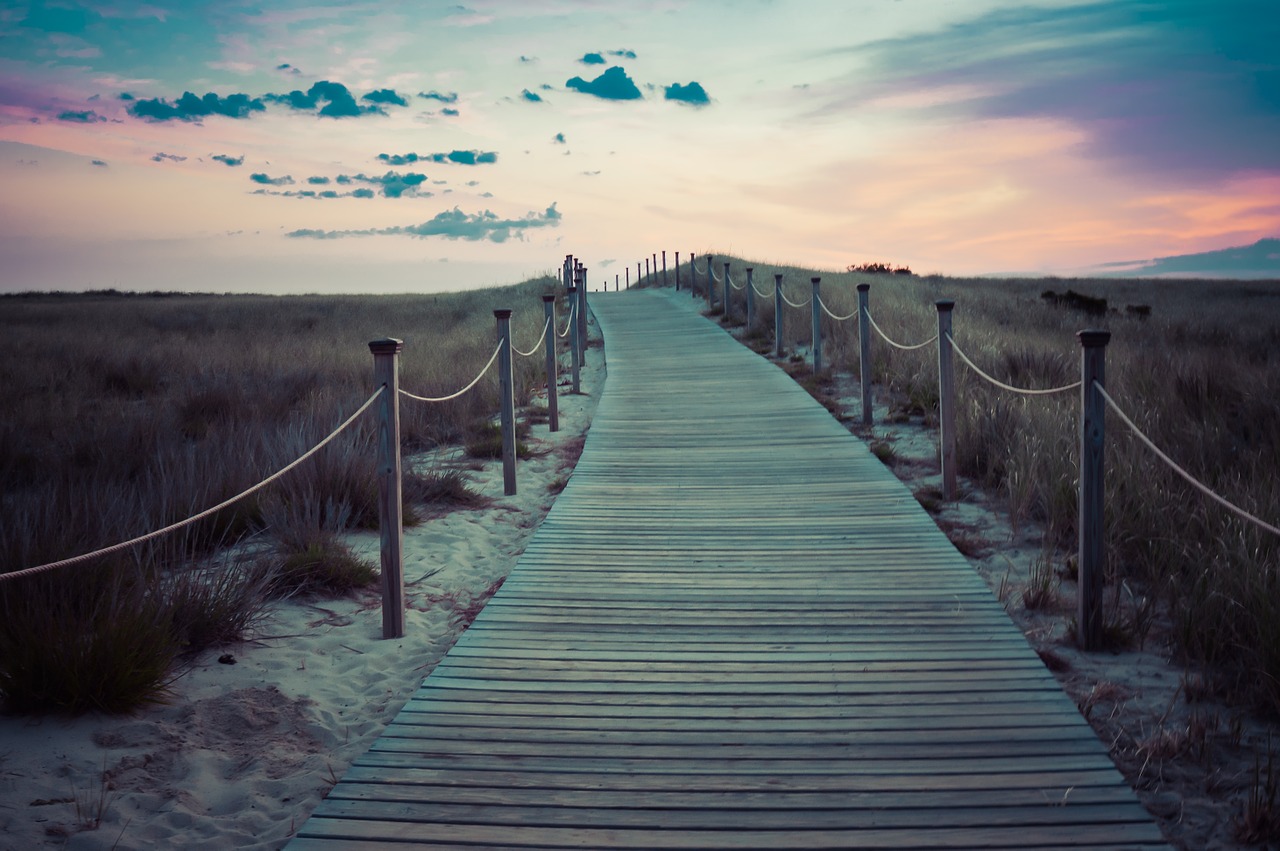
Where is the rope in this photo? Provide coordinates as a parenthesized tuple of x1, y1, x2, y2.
(818, 296, 858, 322)
(4, 389, 384, 583)
(711, 267, 724, 283)
(558, 301, 576, 339)
(400, 342, 502, 403)
(513, 317, 551, 358)
(865, 309, 937, 351)
(728, 273, 746, 291)
(1096, 384, 1280, 537)
(946, 333, 1082, 396)
(752, 280, 776, 299)
(692, 260, 707, 275)
(779, 290, 812, 309)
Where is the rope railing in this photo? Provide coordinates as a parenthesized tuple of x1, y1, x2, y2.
(728, 273, 746, 291)
(513, 317, 551, 358)
(817, 296, 858, 322)
(865, 309, 937, 351)
(752, 280, 776, 299)
(3, 388, 385, 583)
(1097, 384, 1280, 537)
(779, 289, 812, 309)
(947, 333, 1082, 396)
(400, 342, 502, 404)
(711, 266, 724, 283)
(558, 300, 576, 338)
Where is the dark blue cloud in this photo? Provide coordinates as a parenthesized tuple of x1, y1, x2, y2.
(90, 160, 107, 167)
(250, 172, 293, 186)
(845, 2, 1280, 181)
(362, 88, 408, 107)
(441, 107, 459, 116)
(118, 92, 134, 101)
(151, 152, 186, 163)
(265, 81, 378, 118)
(377, 150, 497, 166)
(307, 175, 330, 184)
(130, 91, 266, 122)
(553, 132, 566, 144)
(566, 66, 641, 100)
(580, 52, 605, 65)
(276, 63, 302, 75)
(58, 109, 106, 123)
(665, 81, 710, 106)
(287, 203, 561, 242)
(608, 49, 637, 59)
(418, 90, 459, 103)
(212, 154, 244, 167)
(521, 89, 543, 103)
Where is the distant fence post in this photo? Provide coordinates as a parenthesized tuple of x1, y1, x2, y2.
(662, 250, 668, 287)
(653, 253, 658, 284)
(645, 256, 650, 283)
(369, 337, 405, 639)
(706, 254, 714, 309)
(745, 268, 755, 329)
(542, 294, 559, 433)
(858, 283, 872, 426)
(626, 267, 630, 290)
(773, 273, 784, 357)
(722, 262, 731, 319)
(494, 310, 517, 497)
(568, 282, 581, 394)
(811, 277, 823, 374)
(936, 300, 956, 501)
(1077, 329, 1111, 651)
(675, 251, 681, 292)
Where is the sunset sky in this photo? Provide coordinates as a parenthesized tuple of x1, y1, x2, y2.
(2, 0, 1277, 293)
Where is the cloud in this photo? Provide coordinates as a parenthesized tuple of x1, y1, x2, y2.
(608, 49, 637, 59)
(845, 2, 1280, 182)
(276, 63, 301, 75)
(362, 88, 408, 107)
(151, 152, 186, 163)
(580, 52, 605, 65)
(566, 66, 641, 100)
(130, 91, 266, 122)
(58, 109, 106, 123)
(90, 159, 107, 167)
(519, 55, 536, 63)
(250, 172, 293, 186)
(307, 176, 330, 184)
(265, 81, 379, 118)
(664, 81, 709, 106)
(212, 154, 244, 167)
(521, 89, 543, 103)
(418, 90, 459, 103)
(553, 132, 566, 144)
(118, 92, 134, 101)
(287, 203, 561, 242)
(441, 107, 459, 116)
(377, 150, 497, 166)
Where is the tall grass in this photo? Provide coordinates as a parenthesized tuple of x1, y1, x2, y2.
(0, 278, 563, 713)
(664, 257, 1280, 712)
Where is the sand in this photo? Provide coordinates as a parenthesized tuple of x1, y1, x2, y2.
(0, 331, 605, 851)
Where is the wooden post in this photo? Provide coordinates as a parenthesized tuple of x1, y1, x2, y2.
(369, 337, 405, 639)
(652, 253, 658, 285)
(563, 255, 572, 293)
(721, 261, 732, 317)
(690, 253, 697, 298)
(662, 250, 668, 287)
(706, 254, 714, 309)
(675, 251, 681, 291)
(637, 262, 641, 290)
(645, 257, 650, 283)
(936, 300, 956, 501)
(811, 278, 822, 374)
(858, 284, 872, 426)
(568, 283, 581, 394)
(626, 267, 630, 290)
(615, 274, 619, 291)
(542, 294, 559, 433)
(745, 268, 755, 329)
(1077, 329, 1111, 651)
(773, 273, 784, 357)
(577, 264, 588, 357)
(494, 310, 517, 497)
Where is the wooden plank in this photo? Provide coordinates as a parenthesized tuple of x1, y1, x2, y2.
(287, 290, 1165, 849)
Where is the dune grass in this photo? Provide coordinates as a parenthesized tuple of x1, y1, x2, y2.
(0, 278, 565, 714)
(654, 255, 1280, 712)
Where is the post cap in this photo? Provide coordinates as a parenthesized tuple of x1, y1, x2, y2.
(542, 293, 556, 303)
(811, 277, 821, 284)
(746, 267, 754, 273)
(936, 299, 955, 312)
(368, 337, 404, 354)
(1077, 329, 1112, 347)
(567, 284, 577, 293)
(493, 308, 513, 319)
(857, 283, 870, 292)
(774, 273, 783, 281)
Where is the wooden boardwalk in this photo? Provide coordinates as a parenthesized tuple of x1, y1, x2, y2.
(290, 289, 1165, 849)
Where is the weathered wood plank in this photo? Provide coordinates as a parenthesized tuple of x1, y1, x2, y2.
(287, 290, 1165, 849)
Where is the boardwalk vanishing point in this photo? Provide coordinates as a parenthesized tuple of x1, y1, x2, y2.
(290, 288, 1166, 849)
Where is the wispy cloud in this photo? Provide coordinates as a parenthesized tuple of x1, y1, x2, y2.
(130, 91, 265, 122)
(212, 154, 244, 167)
(377, 150, 497, 166)
(57, 108, 106, 122)
(287, 204, 562, 242)
(250, 172, 293, 186)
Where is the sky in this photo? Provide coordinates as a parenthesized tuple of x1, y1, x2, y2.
(1, 0, 1278, 294)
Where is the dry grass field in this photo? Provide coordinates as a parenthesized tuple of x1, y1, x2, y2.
(659, 258, 1280, 714)
(0, 278, 564, 713)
